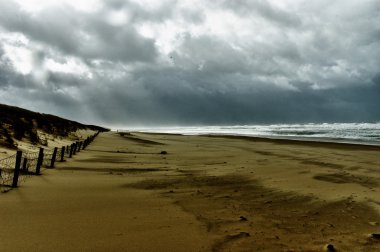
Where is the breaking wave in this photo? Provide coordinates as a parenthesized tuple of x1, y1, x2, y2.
(124, 123, 380, 145)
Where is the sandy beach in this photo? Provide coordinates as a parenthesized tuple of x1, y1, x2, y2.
(1, 131, 380, 251)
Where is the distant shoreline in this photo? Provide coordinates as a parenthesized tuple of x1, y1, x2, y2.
(129, 130, 380, 148)
(120, 123, 380, 147)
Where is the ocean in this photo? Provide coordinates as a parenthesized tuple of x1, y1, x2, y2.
(124, 123, 380, 146)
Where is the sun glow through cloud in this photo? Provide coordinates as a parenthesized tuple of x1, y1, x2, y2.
(3, 44, 33, 75)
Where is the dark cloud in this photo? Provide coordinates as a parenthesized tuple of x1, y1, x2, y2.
(0, 0, 379, 126)
(0, 56, 29, 89)
(73, 64, 380, 126)
(0, 0, 157, 63)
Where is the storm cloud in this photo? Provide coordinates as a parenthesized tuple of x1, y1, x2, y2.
(0, 0, 379, 127)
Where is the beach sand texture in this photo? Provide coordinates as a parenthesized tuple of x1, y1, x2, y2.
(1, 132, 380, 251)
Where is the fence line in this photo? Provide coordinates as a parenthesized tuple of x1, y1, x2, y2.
(0, 132, 99, 193)
(0, 154, 17, 192)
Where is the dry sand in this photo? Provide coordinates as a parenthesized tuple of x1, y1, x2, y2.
(1, 131, 380, 251)
(0, 129, 97, 160)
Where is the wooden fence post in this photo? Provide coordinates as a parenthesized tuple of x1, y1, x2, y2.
(36, 148, 44, 175)
(60, 146, 65, 162)
(77, 142, 81, 152)
(69, 144, 73, 158)
(50, 147, 58, 168)
(73, 143, 77, 155)
(12, 151, 22, 188)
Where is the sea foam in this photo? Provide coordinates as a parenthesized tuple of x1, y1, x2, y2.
(123, 123, 380, 145)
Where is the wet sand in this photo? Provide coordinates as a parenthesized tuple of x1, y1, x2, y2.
(1, 131, 380, 251)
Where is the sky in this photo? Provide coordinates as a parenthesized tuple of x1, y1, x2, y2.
(0, 0, 379, 127)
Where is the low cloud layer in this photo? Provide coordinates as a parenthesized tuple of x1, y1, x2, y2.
(0, 0, 379, 127)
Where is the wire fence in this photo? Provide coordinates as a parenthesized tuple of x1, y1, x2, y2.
(42, 149, 54, 168)
(0, 132, 99, 193)
(0, 154, 17, 192)
(22, 151, 39, 174)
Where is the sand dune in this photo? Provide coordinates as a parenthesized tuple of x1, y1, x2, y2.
(1, 132, 380, 251)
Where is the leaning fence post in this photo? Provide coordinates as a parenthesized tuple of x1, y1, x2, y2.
(36, 148, 44, 175)
(50, 147, 58, 168)
(12, 151, 23, 188)
(60, 146, 65, 162)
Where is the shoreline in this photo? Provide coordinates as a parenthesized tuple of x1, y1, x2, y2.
(205, 134, 380, 150)
(138, 131, 380, 149)
(121, 122, 380, 147)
